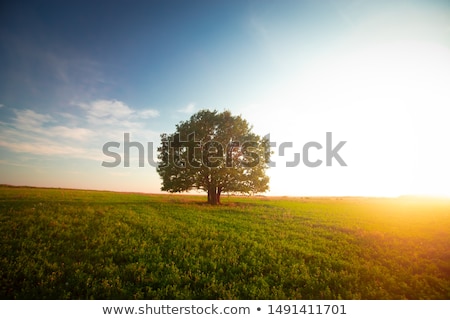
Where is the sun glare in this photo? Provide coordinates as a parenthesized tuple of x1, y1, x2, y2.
(266, 36, 450, 197)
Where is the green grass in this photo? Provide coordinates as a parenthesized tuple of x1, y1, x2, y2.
(1, 185, 449, 299)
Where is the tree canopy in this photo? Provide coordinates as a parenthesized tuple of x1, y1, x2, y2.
(157, 110, 270, 204)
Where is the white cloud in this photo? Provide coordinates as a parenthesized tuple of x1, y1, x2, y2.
(0, 99, 160, 160)
(79, 99, 133, 119)
(76, 100, 159, 129)
(138, 109, 159, 118)
(177, 102, 196, 114)
(7, 109, 94, 142)
(51, 126, 94, 141)
(0, 140, 96, 159)
(0, 104, 4, 108)
(14, 109, 53, 128)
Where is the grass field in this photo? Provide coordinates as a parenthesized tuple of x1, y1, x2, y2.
(1, 185, 449, 299)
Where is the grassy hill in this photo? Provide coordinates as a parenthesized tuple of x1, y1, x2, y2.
(1, 185, 449, 299)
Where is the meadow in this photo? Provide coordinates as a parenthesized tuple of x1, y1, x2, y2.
(1, 185, 449, 299)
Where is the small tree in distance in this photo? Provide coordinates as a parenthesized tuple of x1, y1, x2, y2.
(157, 109, 270, 204)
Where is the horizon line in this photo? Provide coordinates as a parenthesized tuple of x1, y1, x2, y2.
(1, 183, 449, 200)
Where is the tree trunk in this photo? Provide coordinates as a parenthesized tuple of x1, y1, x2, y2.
(207, 186, 222, 205)
(208, 185, 218, 205)
(217, 186, 222, 204)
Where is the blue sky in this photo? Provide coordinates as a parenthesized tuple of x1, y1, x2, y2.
(1, 0, 450, 196)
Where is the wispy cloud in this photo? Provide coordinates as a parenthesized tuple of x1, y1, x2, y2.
(1, 32, 108, 102)
(14, 109, 53, 129)
(0, 104, 4, 108)
(0, 140, 94, 159)
(9, 109, 94, 142)
(77, 100, 159, 125)
(79, 99, 133, 119)
(0, 159, 34, 168)
(177, 102, 196, 114)
(138, 109, 160, 118)
(0, 99, 160, 161)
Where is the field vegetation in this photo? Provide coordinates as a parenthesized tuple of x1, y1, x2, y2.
(1, 185, 449, 299)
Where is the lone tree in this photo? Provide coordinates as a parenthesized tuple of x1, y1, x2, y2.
(157, 109, 270, 204)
